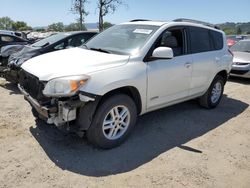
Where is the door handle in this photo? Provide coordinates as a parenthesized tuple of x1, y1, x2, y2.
(185, 62, 192, 68)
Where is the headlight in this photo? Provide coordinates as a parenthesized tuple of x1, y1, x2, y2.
(43, 75, 89, 97)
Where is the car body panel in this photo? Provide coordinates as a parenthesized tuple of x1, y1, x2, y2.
(21, 47, 130, 81)
(19, 21, 233, 124)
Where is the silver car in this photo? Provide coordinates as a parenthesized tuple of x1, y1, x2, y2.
(230, 39, 250, 78)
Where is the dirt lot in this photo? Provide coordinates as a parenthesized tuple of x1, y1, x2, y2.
(0, 77, 250, 188)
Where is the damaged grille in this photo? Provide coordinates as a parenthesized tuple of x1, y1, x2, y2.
(19, 70, 50, 104)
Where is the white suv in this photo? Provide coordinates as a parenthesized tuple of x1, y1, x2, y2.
(18, 20, 233, 148)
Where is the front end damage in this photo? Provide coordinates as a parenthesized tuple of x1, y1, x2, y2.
(18, 71, 100, 132)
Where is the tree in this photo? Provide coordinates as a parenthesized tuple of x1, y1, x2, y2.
(222, 28, 236, 35)
(237, 27, 242, 35)
(48, 22, 64, 32)
(71, 0, 88, 30)
(0, 17, 14, 30)
(65, 22, 86, 31)
(103, 21, 113, 29)
(97, 0, 123, 31)
(12, 21, 32, 31)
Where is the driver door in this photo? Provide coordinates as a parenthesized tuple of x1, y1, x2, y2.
(146, 28, 193, 110)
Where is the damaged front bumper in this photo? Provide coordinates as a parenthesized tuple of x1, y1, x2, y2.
(18, 84, 100, 130)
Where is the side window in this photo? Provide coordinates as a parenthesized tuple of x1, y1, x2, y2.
(210, 30, 223, 50)
(54, 42, 65, 50)
(189, 27, 211, 53)
(13, 37, 25, 42)
(1, 35, 14, 42)
(67, 35, 86, 47)
(154, 28, 185, 57)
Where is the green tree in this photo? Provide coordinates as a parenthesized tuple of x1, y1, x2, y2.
(237, 27, 242, 35)
(223, 28, 236, 35)
(103, 21, 113, 29)
(0, 17, 14, 30)
(12, 21, 32, 31)
(97, 0, 123, 31)
(65, 22, 86, 31)
(71, 0, 88, 30)
(48, 22, 64, 32)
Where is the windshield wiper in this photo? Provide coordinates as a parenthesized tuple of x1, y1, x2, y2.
(90, 47, 111, 54)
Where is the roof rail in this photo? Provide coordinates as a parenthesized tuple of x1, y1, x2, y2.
(173, 18, 220, 30)
(130, 19, 150, 22)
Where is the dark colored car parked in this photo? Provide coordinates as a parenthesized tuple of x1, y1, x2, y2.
(0, 33, 30, 68)
(0, 33, 29, 51)
(1, 31, 98, 83)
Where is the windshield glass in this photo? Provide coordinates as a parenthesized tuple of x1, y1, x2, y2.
(231, 40, 250, 52)
(31, 33, 69, 47)
(85, 24, 160, 55)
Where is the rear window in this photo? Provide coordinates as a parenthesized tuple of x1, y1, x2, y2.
(1, 35, 14, 42)
(210, 30, 223, 50)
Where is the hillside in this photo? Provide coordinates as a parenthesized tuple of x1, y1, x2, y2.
(218, 22, 250, 34)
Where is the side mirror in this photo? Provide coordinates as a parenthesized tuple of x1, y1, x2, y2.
(152, 47, 173, 59)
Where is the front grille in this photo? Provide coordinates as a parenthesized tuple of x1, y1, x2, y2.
(234, 62, 249, 66)
(230, 70, 249, 75)
(19, 70, 49, 104)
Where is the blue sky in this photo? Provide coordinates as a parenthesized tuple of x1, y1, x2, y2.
(0, 0, 249, 26)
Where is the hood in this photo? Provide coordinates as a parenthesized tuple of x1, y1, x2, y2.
(8, 45, 41, 67)
(233, 51, 250, 63)
(1, 44, 25, 57)
(21, 48, 129, 81)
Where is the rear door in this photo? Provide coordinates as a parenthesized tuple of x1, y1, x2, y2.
(187, 26, 221, 96)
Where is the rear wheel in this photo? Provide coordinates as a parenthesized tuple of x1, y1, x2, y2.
(86, 94, 137, 149)
(199, 75, 225, 109)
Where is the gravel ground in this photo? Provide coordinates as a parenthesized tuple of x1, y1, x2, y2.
(0, 77, 250, 188)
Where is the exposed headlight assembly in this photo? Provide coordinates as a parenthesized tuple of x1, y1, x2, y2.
(43, 75, 89, 97)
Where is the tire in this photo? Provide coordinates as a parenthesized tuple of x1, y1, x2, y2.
(199, 75, 225, 109)
(86, 94, 137, 149)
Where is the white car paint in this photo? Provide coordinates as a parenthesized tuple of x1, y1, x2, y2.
(21, 21, 232, 116)
(21, 47, 130, 81)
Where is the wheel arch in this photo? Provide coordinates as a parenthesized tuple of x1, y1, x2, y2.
(216, 70, 228, 84)
(98, 86, 142, 115)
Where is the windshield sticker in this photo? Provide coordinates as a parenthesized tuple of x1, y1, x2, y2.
(133, 29, 153, 35)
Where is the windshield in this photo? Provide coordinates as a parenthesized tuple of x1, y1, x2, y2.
(85, 24, 160, 55)
(31, 33, 69, 47)
(231, 40, 250, 52)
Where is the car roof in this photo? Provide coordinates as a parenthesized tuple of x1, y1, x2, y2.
(121, 21, 168, 26)
(120, 20, 222, 32)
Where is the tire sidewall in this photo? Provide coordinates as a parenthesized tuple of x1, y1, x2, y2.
(207, 76, 224, 108)
(87, 94, 137, 149)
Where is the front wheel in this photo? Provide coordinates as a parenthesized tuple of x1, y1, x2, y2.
(199, 75, 225, 109)
(86, 94, 137, 149)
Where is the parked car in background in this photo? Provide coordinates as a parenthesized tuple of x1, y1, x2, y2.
(0, 33, 30, 73)
(227, 35, 249, 47)
(0, 33, 30, 57)
(230, 39, 250, 78)
(0, 30, 28, 40)
(1, 31, 97, 83)
(18, 19, 233, 149)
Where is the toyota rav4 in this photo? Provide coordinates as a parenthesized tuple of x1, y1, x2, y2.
(18, 20, 233, 149)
